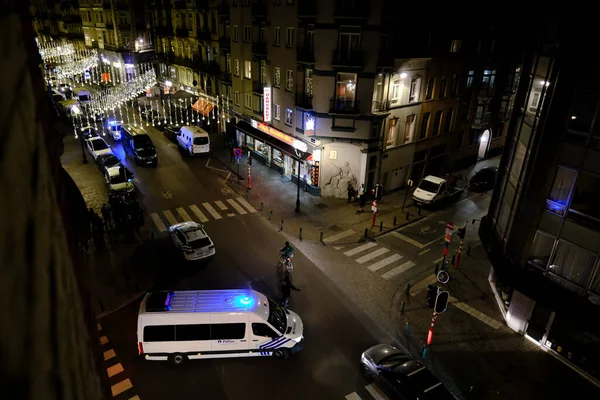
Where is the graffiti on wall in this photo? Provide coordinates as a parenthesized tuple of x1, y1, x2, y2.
(321, 161, 358, 198)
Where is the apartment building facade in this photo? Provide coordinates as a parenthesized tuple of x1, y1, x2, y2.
(30, 0, 85, 46)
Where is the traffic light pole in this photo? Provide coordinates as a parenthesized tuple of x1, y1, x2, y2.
(427, 312, 439, 346)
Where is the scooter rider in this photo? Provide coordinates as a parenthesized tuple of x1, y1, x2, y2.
(280, 241, 295, 260)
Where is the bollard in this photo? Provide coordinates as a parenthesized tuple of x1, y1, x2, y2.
(405, 322, 411, 335)
(467, 245, 471, 256)
(418, 207, 422, 216)
(400, 301, 405, 313)
(299, 228, 303, 241)
(269, 211, 273, 220)
(434, 263, 439, 274)
(393, 216, 397, 226)
(319, 231, 324, 242)
(280, 220, 284, 231)
(406, 211, 410, 221)
(379, 221, 383, 231)
(451, 254, 456, 266)
(260, 202, 264, 211)
(405, 283, 411, 295)
(364, 228, 368, 238)
(422, 345, 428, 359)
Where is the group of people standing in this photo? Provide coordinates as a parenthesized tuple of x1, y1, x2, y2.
(348, 182, 368, 212)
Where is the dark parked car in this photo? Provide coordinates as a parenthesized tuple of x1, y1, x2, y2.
(469, 166, 498, 192)
(361, 344, 456, 399)
(163, 124, 182, 143)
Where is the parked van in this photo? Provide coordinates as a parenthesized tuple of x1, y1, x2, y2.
(177, 126, 210, 156)
(72, 87, 92, 105)
(121, 124, 158, 166)
(137, 289, 304, 364)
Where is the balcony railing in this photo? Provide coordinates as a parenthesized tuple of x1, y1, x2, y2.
(295, 93, 313, 109)
(372, 100, 390, 112)
(334, 0, 368, 18)
(330, 97, 360, 114)
(471, 112, 491, 129)
(297, 46, 315, 63)
(332, 50, 363, 67)
(252, 80, 265, 94)
(219, 36, 231, 49)
(252, 41, 267, 56)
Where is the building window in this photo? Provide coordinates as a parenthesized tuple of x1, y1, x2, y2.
(335, 72, 357, 101)
(404, 114, 415, 142)
(274, 67, 281, 87)
(481, 69, 496, 90)
(450, 39, 461, 53)
(245, 93, 252, 109)
(409, 77, 421, 103)
(545, 166, 577, 216)
(451, 74, 459, 97)
(339, 26, 361, 56)
(286, 69, 294, 91)
(432, 110, 443, 136)
(285, 108, 293, 125)
(444, 109, 453, 133)
(234, 91, 240, 105)
(274, 104, 280, 120)
(466, 70, 474, 88)
(549, 240, 597, 291)
(244, 60, 252, 79)
(527, 230, 555, 270)
(391, 78, 401, 103)
(227, 54, 232, 74)
(305, 68, 313, 96)
(438, 77, 447, 98)
(425, 78, 434, 100)
(234, 59, 240, 76)
(261, 65, 267, 84)
(386, 118, 397, 146)
(286, 27, 294, 47)
(243, 25, 251, 42)
(233, 25, 239, 41)
(274, 27, 281, 45)
(569, 171, 600, 223)
(420, 113, 430, 139)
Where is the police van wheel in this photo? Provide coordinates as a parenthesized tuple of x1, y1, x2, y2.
(273, 348, 290, 360)
(170, 353, 186, 365)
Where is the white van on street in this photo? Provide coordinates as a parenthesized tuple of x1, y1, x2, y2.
(137, 289, 304, 364)
(177, 126, 210, 156)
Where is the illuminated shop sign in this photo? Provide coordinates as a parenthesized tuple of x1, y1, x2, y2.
(251, 120, 308, 152)
(263, 87, 271, 122)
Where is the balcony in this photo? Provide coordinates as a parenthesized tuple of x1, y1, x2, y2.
(296, 46, 315, 64)
(330, 97, 360, 114)
(295, 93, 313, 109)
(471, 112, 491, 129)
(372, 100, 390, 112)
(334, 0, 368, 19)
(219, 36, 231, 49)
(332, 50, 363, 67)
(252, 41, 267, 56)
(252, 80, 264, 94)
(217, 71, 232, 83)
(176, 28, 190, 37)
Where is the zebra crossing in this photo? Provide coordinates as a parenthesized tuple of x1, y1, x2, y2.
(328, 229, 417, 282)
(345, 383, 392, 399)
(149, 197, 257, 232)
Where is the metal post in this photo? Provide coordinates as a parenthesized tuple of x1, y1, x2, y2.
(379, 221, 383, 231)
(427, 313, 438, 346)
(434, 264, 439, 274)
(319, 231, 323, 242)
(422, 345, 427, 359)
(405, 322, 410, 335)
(280, 220, 284, 231)
(400, 301, 405, 313)
(402, 185, 410, 211)
(406, 211, 410, 220)
(295, 159, 301, 212)
(260, 202, 264, 211)
(299, 228, 302, 241)
(237, 158, 240, 184)
(364, 228, 368, 238)
(269, 211, 272, 220)
(456, 238, 463, 267)
(405, 283, 411, 295)
(393, 216, 397, 225)
(442, 242, 449, 266)
(247, 163, 252, 190)
(79, 134, 88, 164)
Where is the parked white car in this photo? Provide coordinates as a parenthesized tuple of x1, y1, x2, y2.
(168, 221, 215, 261)
(104, 166, 134, 193)
(86, 136, 112, 161)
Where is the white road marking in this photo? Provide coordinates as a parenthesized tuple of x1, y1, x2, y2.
(202, 202, 222, 219)
(365, 383, 390, 400)
(368, 254, 403, 272)
(163, 210, 178, 226)
(345, 393, 362, 400)
(227, 198, 247, 214)
(227, 213, 235, 217)
(419, 248, 431, 255)
(189, 205, 209, 223)
(333, 246, 345, 250)
(344, 242, 378, 256)
(215, 200, 228, 210)
(323, 229, 355, 244)
(392, 231, 444, 249)
(236, 197, 258, 213)
(381, 260, 417, 280)
(176, 207, 192, 222)
(150, 213, 167, 232)
(355, 248, 390, 264)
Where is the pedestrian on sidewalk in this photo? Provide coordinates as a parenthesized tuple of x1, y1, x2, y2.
(347, 182, 355, 203)
(358, 191, 367, 213)
(303, 174, 309, 192)
(101, 203, 112, 230)
(280, 274, 300, 308)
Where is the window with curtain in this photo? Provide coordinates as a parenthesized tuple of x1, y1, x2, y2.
(528, 230, 555, 270)
(549, 240, 597, 290)
(569, 171, 600, 221)
(386, 118, 397, 146)
(545, 166, 577, 215)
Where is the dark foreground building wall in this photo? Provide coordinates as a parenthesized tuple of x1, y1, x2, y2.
(0, 3, 108, 399)
(481, 12, 600, 383)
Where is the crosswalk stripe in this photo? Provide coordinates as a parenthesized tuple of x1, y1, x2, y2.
(323, 229, 355, 243)
(99, 336, 108, 345)
(215, 200, 228, 210)
(129, 396, 141, 400)
(365, 383, 390, 400)
(381, 260, 417, 280)
(150, 213, 167, 232)
(356, 248, 390, 264)
(97, 323, 102, 331)
(236, 197, 257, 213)
(163, 210, 178, 226)
(368, 254, 403, 272)
(103, 349, 116, 361)
(202, 202, 222, 219)
(111, 378, 133, 397)
(345, 393, 362, 400)
(344, 242, 378, 256)
(227, 198, 247, 214)
(176, 207, 192, 222)
(107, 362, 124, 378)
(189, 205, 209, 223)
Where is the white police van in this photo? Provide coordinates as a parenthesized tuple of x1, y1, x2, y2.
(137, 289, 304, 364)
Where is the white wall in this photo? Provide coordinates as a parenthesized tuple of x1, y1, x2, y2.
(381, 142, 416, 191)
(320, 142, 363, 198)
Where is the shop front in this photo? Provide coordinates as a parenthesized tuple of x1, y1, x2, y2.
(235, 120, 320, 196)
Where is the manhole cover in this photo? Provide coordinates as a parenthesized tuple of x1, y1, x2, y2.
(314, 203, 328, 209)
(328, 224, 343, 232)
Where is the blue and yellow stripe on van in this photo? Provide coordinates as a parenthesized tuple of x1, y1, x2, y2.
(259, 337, 291, 356)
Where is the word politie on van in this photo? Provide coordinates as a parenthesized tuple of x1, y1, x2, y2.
(217, 340, 235, 344)
(251, 120, 308, 153)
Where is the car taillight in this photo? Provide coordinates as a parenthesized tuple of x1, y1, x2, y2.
(138, 342, 144, 355)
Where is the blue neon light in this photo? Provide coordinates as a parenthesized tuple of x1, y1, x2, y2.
(235, 295, 254, 308)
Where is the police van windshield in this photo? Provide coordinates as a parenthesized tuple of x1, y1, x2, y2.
(267, 299, 287, 334)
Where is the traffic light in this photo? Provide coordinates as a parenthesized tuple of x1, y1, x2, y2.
(457, 226, 466, 240)
(426, 285, 438, 308)
(434, 291, 450, 314)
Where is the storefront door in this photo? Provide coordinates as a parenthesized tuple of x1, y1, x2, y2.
(284, 154, 293, 176)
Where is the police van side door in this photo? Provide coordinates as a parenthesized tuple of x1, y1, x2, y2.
(209, 315, 249, 358)
(251, 322, 283, 356)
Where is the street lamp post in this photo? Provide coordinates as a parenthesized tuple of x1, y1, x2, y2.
(295, 159, 301, 212)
